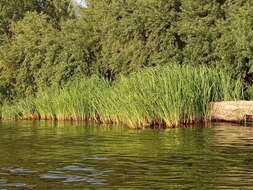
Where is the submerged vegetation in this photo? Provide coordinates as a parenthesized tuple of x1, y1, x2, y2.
(0, 0, 252, 127)
(0, 66, 243, 128)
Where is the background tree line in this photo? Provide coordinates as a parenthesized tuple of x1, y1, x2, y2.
(1, 0, 253, 104)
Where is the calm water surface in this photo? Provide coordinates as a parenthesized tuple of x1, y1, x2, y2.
(0, 121, 253, 189)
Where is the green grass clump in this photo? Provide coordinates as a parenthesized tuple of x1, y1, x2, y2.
(0, 65, 244, 128)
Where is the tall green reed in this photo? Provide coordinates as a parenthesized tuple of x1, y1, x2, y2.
(0, 65, 244, 128)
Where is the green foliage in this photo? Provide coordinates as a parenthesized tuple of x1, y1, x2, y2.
(178, 0, 223, 65)
(0, 0, 71, 37)
(0, 13, 57, 97)
(0, 12, 96, 100)
(214, 1, 253, 78)
(0, 66, 244, 128)
(86, 0, 182, 78)
(1, 0, 253, 107)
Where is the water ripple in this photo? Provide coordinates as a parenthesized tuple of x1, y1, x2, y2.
(9, 168, 37, 173)
(62, 175, 87, 183)
(40, 172, 68, 179)
(40, 172, 105, 185)
(84, 157, 112, 161)
(0, 179, 7, 184)
(1, 122, 253, 189)
(62, 165, 95, 172)
(0, 183, 33, 187)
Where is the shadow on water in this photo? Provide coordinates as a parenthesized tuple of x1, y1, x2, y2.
(0, 121, 253, 189)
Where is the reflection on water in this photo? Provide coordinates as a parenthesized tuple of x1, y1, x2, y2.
(0, 121, 253, 189)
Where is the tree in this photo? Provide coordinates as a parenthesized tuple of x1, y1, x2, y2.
(214, 1, 253, 81)
(0, 12, 97, 99)
(0, 0, 77, 102)
(85, 0, 182, 79)
(177, 0, 225, 66)
(0, 0, 71, 43)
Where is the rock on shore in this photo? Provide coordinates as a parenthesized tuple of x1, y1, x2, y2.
(210, 101, 253, 122)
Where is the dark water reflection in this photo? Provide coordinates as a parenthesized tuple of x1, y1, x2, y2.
(0, 121, 253, 189)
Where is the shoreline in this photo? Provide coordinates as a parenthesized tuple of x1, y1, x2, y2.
(0, 117, 249, 129)
(2, 101, 253, 129)
(0, 115, 205, 129)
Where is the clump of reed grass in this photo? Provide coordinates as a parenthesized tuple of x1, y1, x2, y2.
(0, 65, 244, 128)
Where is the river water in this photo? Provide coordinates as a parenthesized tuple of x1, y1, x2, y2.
(0, 121, 253, 189)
